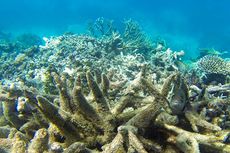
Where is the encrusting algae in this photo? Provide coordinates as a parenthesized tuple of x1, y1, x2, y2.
(0, 18, 229, 153)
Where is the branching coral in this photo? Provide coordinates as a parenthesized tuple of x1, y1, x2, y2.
(88, 17, 116, 37)
(164, 124, 230, 153)
(197, 55, 230, 75)
(0, 67, 229, 153)
(122, 19, 153, 54)
(87, 17, 154, 55)
(0, 19, 229, 153)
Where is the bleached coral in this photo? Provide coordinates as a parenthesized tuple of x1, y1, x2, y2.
(40, 36, 61, 49)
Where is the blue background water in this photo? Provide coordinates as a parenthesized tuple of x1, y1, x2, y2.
(0, 0, 230, 59)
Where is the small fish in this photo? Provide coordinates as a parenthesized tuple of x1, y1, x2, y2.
(199, 48, 228, 56)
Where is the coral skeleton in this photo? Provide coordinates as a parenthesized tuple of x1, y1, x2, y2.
(0, 18, 229, 153)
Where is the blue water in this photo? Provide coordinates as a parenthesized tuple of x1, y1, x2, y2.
(0, 0, 230, 59)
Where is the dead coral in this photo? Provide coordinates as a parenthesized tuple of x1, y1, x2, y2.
(0, 21, 229, 152)
(1, 62, 230, 153)
(1, 67, 230, 152)
(164, 124, 230, 153)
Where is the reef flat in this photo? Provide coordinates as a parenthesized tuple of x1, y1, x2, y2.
(0, 18, 229, 153)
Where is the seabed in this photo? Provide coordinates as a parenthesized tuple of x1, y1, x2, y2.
(0, 18, 229, 153)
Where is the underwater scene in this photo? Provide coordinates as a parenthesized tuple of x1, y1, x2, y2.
(0, 0, 230, 153)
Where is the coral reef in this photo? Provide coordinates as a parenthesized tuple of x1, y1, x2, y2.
(0, 18, 229, 153)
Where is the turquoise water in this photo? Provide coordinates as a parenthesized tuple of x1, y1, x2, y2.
(0, 0, 230, 59)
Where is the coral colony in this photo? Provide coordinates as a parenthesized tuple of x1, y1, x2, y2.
(0, 18, 229, 153)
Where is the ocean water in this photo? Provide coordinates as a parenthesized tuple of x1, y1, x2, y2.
(0, 0, 229, 59)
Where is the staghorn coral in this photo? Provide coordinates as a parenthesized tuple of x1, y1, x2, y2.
(122, 19, 153, 55)
(0, 19, 229, 153)
(87, 17, 116, 37)
(87, 17, 154, 55)
(0, 67, 229, 152)
(164, 124, 230, 153)
(27, 128, 49, 153)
